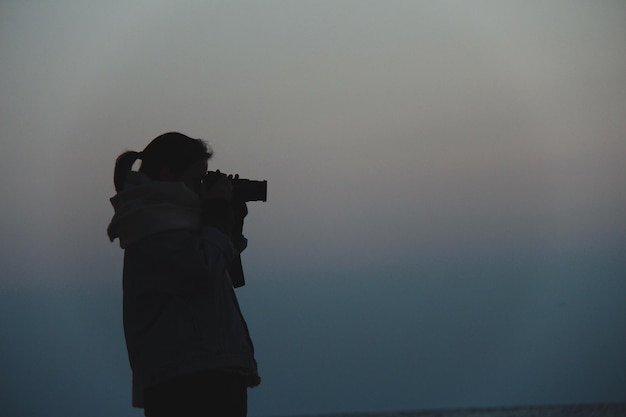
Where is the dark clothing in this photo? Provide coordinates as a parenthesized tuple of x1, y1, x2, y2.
(143, 370, 247, 417)
(122, 228, 258, 391)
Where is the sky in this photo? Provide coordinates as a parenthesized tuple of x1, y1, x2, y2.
(1, 1, 625, 416)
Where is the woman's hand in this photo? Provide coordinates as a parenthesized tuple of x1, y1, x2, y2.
(201, 172, 232, 201)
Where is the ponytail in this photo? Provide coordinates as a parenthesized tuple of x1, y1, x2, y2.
(113, 151, 142, 191)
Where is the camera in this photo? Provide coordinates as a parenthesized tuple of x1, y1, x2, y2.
(203, 171, 267, 202)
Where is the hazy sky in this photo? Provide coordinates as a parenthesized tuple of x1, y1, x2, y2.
(1, 1, 625, 416)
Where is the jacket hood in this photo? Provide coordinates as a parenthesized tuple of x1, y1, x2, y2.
(107, 172, 203, 248)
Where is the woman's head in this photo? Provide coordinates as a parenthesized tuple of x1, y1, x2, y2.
(113, 132, 213, 192)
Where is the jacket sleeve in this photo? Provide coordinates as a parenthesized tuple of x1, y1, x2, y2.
(198, 226, 238, 270)
(123, 227, 238, 296)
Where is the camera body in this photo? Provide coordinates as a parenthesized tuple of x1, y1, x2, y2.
(203, 171, 267, 202)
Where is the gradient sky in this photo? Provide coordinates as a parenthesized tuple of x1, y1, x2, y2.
(1, 1, 625, 416)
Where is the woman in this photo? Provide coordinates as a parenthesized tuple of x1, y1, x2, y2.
(107, 132, 260, 417)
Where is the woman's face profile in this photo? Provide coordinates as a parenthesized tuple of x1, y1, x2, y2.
(177, 159, 208, 196)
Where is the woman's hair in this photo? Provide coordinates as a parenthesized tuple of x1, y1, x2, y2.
(113, 132, 213, 191)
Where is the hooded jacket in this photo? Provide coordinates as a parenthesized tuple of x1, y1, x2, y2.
(108, 172, 259, 407)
